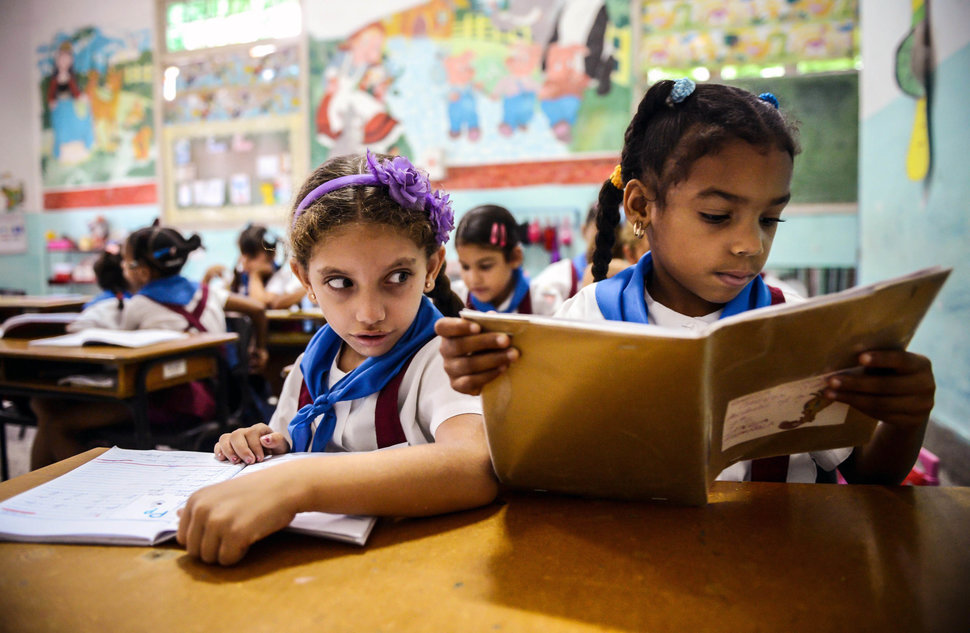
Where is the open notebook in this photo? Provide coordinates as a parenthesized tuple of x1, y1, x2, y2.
(28, 328, 185, 348)
(0, 447, 377, 546)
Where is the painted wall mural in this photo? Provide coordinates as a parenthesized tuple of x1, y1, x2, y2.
(308, 0, 632, 168)
(37, 26, 155, 209)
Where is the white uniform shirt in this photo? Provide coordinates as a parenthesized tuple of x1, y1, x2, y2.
(556, 281, 853, 483)
(68, 297, 125, 331)
(269, 336, 483, 452)
(453, 274, 562, 316)
(121, 283, 230, 334)
(264, 263, 305, 296)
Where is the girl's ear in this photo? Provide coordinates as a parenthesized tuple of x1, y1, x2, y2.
(508, 244, 524, 268)
(426, 246, 447, 287)
(290, 259, 312, 294)
(623, 179, 657, 226)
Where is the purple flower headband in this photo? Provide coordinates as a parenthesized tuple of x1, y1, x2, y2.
(292, 150, 455, 245)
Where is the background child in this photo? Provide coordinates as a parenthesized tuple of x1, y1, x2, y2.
(177, 151, 497, 566)
(28, 225, 268, 469)
(67, 246, 130, 331)
(435, 79, 935, 487)
(452, 204, 565, 315)
(202, 224, 306, 310)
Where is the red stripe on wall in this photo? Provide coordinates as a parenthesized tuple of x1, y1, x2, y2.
(43, 183, 157, 209)
(434, 157, 619, 190)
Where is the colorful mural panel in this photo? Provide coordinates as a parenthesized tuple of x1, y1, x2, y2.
(308, 0, 632, 167)
(37, 26, 156, 208)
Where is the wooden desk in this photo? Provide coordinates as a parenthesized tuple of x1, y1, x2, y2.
(1, 448, 967, 633)
(0, 333, 237, 449)
(264, 309, 325, 393)
(0, 294, 90, 321)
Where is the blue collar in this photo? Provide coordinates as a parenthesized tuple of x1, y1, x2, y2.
(137, 275, 198, 306)
(469, 267, 530, 313)
(594, 252, 771, 323)
(288, 296, 442, 452)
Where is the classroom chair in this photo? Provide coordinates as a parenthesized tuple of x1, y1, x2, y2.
(0, 398, 35, 481)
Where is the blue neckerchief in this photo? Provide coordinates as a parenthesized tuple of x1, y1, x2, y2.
(594, 251, 771, 323)
(237, 271, 249, 295)
(83, 290, 131, 309)
(288, 296, 442, 453)
(137, 275, 199, 306)
(572, 252, 587, 280)
(469, 267, 531, 313)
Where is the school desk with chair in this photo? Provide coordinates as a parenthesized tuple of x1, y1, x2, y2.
(0, 293, 90, 322)
(0, 447, 967, 632)
(0, 332, 237, 460)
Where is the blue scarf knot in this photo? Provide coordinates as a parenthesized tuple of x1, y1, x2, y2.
(288, 296, 442, 452)
(594, 252, 771, 323)
(469, 267, 531, 313)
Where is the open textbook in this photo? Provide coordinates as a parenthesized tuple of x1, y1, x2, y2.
(462, 266, 951, 506)
(0, 311, 79, 338)
(0, 447, 377, 546)
(28, 328, 185, 348)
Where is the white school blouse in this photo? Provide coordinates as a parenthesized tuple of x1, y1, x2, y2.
(120, 283, 230, 334)
(269, 336, 483, 452)
(555, 282, 853, 483)
(452, 277, 563, 316)
(67, 298, 125, 331)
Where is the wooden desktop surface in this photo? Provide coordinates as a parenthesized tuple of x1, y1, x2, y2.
(0, 448, 967, 633)
(0, 333, 237, 398)
(0, 295, 90, 310)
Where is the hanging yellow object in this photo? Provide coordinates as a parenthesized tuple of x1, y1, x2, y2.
(907, 96, 930, 181)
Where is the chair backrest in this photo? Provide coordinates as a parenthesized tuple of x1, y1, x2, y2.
(224, 311, 253, 376)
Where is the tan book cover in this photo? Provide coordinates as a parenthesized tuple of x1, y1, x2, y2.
(463, 266, 951, 505)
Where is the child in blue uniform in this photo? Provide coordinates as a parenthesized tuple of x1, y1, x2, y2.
(176, 152, 497, 565)
(435, 79, 935, 486)
(453, 204, 566, 315)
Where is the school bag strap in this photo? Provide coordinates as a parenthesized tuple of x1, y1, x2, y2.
(749, 285, 790, 482)
(296, 356, 414, 449)
(143, 283, 209, 333)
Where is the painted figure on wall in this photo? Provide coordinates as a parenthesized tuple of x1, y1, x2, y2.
(539, 43, 589, 142)
(315, 23, 402, 155)
(494, 42, 542, 136)
(444, 50, 481, 141)
(46, 41, 94, 165)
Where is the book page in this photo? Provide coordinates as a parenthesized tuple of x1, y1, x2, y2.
(29, 328, 185, 348)
(0, 448, 241, 545)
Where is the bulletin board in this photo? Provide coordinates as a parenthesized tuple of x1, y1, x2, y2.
(162, 114, 307, 226)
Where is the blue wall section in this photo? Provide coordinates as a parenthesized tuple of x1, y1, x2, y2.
(859, 44, 970, 441)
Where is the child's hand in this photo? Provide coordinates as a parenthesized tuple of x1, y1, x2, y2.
(215, 423, 290, 465)
(435, 317, 519, 395)
(824, 350, 935, 430)
(177, 467, 299, 565)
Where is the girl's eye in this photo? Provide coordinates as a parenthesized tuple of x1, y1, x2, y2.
(388, 271, 412, 284)
(700, 212, 730, 223)
(760, 217, 786, 228)
(326, 277, 352, 290)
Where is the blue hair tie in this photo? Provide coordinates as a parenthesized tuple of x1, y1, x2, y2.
(758, 92, 780, 109)
(666, 77, 696, 106)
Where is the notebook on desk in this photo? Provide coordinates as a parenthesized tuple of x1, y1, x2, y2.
(28, 328, 185, 348)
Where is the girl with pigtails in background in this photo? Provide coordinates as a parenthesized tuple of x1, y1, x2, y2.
(28, 225, 268, 470)
(177, 152, 497, 566)
(436, 79, 936, 487)
(453, 204, 568, 316)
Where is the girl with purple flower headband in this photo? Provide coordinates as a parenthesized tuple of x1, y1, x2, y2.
(177, 152, 498, 565)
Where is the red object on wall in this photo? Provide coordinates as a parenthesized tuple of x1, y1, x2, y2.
(44, 183, 157, 210)
(434, 157, 619, 190)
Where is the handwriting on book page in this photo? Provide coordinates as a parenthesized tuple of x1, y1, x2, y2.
(721, 372, 849, 451)
(0, 449, 241, 523)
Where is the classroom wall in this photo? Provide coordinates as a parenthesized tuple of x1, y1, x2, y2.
(859, 0, 970, 442)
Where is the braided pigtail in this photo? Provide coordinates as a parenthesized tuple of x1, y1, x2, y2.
(426, 268, 464, 318)
(591, 184, 621, 281)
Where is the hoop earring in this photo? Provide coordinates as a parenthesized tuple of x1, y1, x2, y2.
(633, 220, 645, 239)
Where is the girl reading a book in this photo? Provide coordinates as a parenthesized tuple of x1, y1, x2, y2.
(452, 204, 567, 316)
(435, 79, 935, 486)
(176, 152, 497, 566)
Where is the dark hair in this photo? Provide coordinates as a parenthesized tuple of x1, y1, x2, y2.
(454, 204, 521, 261)
(126, 226, 203, 278)
(238, 224, 278, 258)
(289, 153, 463, 317)
(591, 80, 800, 281)
(93, 250, 127, 309)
